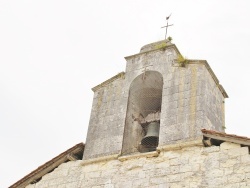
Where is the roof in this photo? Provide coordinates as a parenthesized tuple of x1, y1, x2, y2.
(9, 143, 84, 188)
(201, 129, 250, 146)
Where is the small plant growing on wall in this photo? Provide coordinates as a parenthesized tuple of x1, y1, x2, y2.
(167, 36, 172, 42)
(154, 36, 172, 50)
(154, 42, 167, 50)
(177, 54, 188, 67)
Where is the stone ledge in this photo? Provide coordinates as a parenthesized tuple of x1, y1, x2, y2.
(81, 154, 119, 166)
(118, 151, 159, 161)
(81, 151, 160, 164)
(82, 140, 204, 164)
(157, 139, 203, 152)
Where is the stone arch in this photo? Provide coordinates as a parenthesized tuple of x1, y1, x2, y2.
(121, 71, 163, 155)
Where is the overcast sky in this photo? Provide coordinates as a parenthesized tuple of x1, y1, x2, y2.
(1, 0, 250, 187)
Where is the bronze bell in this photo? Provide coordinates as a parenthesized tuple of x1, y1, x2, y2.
(141, 122, 160, 146)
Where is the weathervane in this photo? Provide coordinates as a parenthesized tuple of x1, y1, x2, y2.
(161, 14, 173, 40)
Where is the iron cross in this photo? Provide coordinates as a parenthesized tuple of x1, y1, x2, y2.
(161, 14, 173, 40)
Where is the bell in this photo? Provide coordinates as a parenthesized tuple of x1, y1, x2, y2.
(141, 122, 160, 146)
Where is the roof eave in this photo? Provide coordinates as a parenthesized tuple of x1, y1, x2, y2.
(9, 143, 84, 188)
(202, 129, 250, 146)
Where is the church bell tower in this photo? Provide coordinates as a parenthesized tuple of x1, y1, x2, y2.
(83, 39, 228, 160)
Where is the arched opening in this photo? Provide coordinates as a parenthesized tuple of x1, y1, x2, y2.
(121, 71, 163, 155)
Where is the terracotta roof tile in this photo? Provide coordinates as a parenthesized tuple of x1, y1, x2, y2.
(201, 129, 250, 145)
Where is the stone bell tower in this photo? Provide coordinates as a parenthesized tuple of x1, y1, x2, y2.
(83, 39, 228, 160)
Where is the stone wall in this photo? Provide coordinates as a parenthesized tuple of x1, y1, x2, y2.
(159, 61, 226, 146)
(27, 141, 250, 188)
(83, 74, 126, 159)
(203, 65, 225, 132)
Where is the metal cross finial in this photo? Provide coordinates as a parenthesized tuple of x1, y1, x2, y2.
(161, 14, 173, 40)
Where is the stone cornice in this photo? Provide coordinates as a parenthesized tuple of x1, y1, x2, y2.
(81, 154, 119, 165)
(81, 151, 159, 164)
(124, 43, 181, 60)
(81, 139, 204, 165)
(118, 151, 159, 161)
(157, 139, 203, 152)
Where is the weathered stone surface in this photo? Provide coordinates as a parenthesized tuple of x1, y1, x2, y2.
(220, 142, 241, 150)
(28, 145, 250, 188)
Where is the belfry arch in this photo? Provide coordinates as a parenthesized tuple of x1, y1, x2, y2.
(121, 71, 163, 155)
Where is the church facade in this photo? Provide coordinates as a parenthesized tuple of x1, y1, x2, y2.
(10, 40, 250, 188)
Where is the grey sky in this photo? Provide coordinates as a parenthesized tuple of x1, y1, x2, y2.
(1, 0, 250, 187)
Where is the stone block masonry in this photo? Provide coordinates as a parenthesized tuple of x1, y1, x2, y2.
(27, 141, 250, 188)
